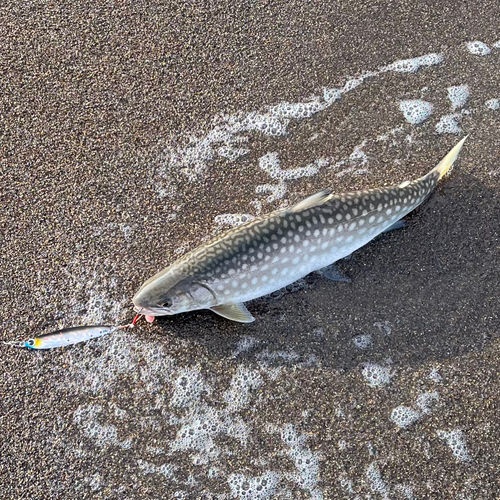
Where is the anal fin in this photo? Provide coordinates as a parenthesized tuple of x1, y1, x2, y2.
(382, 220, 407, 233)
(210, 303, 255, 323)
(316, 264, 352, 283)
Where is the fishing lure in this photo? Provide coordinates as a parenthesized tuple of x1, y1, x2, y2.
(4, 325, 118, 350)
(3, 314, 143, 350)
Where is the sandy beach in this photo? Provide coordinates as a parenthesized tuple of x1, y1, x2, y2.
(1, 1, 500, 498)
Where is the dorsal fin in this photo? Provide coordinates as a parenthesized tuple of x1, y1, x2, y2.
(210, 303, 255, 323)
(288, 189, 331, 213)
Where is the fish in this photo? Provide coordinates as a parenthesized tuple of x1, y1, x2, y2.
(3, 325, 116, 349)
(133, 137, 467, 323)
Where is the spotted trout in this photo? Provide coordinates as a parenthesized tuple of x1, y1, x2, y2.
(133, 137, 467, 323)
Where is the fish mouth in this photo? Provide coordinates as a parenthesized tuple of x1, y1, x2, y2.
(133, 304, 172, 317)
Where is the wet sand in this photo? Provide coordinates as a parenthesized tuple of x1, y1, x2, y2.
(1, 1, 500, 498)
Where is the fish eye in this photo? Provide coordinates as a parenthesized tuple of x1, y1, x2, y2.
(27, 339, 35, 346)
(161, 298, 173, 308)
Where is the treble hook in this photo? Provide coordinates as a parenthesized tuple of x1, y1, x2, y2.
(113, 313, 143, 331)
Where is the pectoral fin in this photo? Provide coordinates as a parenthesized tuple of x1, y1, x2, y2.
(210, 303, 255, 323)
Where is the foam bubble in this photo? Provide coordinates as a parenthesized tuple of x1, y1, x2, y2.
(395, 484, 416, 499)
(415, 391, 439, 415)
(352, 334, 373, 349)
(485, 98, 500, 110)
(361, 363, 392, 387)
(380, 52, 444, 73)
(231, 336, 258, 358)
(428, 368, 443, 383)
(238, 112, 289, 136)
(366, 462, 390, 498)
(170, 366, 209, 408)
(334, 142, 369, 177)
(466, 41, 491, 56)
(227, 472, 281, 500)
(374, 321, 392, 335)
(342, 77, 365, 93)
(88, 473, 102, 491)
(339, 476, 354, 494)
(435, 113, 462, 134)
(256, 152, 320, 203)
(257, 348, 299, 365)
(61, 331, 176, 394)
(447, 85, 469, 110)
(73, 404, 133, 449)
(269, 99, 325, 119)
(399, 99, 434, 124)
(217, 145, 249, 161)
(278, 424, 322, 499)
(255, 182, 287, 204)
(215, 213, 256, 228)
(258, 152, 281, 179)
(258, 152, 319, 181)
(137, 459, 176, 479)
(390, 405, 421, 428)
(170, 405, 224, 464)
(437, 429, 471, 462)
(323, 87, 342, 104)
(223, 366, 263, 412)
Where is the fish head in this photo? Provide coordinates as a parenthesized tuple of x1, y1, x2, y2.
(133, 274, 216, 318)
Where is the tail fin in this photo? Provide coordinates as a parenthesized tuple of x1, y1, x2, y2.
(424, 136, 468, 181)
